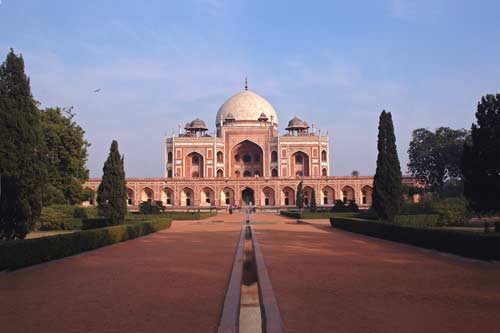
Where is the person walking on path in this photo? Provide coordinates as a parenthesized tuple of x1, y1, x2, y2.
(245, 202, 254, 223)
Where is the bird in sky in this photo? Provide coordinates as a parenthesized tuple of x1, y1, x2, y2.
(93, 88, 102, 93)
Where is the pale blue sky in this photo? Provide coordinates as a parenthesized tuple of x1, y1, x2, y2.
(1, 0, 499, 177)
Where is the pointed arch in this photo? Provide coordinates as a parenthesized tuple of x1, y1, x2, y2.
(361, 185, 373, 206)
(200, 187, 215, 206)
(161, 187, 174, 206)
(140, 187, 154, 203)
(281, 186, 295, 206)
(341, 185, 355, 203)
(180, 187, 194, 206)
(322, 186, 335, 205)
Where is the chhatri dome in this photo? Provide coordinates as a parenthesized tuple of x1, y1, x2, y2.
(216, 79, 278, 126)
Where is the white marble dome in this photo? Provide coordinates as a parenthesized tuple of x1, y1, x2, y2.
(216, 90, 278, 125)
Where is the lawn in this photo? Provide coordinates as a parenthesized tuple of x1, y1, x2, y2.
(26, 230, 75, 239)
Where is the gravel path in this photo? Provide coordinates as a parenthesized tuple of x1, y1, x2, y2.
(253, 219, 500, 333)
(0, 220, 241, 333)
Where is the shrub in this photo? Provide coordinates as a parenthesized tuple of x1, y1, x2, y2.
(82, 218, 111, 230)
(331, 200, 359, 212)
(399, 198, 469, 225)
(0, 218, 172, 270)
(139, 201, 164, 214)
(73, 207, 88, 219)
(330, 217, 500, 261)
(39, 205, 82, 230)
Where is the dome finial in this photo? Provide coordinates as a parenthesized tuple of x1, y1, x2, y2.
(244, 76, 248, 91)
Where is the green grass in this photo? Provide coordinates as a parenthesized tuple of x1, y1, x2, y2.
(280, 210, 359, 219)
(26, 230, 74, 239)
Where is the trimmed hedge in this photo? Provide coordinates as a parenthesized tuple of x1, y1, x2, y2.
(330, 217, 500, 261)
(393, 214, 441, 228)
(280, 210, 357, 219)
(0, 219, 172, 270)
(81, 218, 111, 230)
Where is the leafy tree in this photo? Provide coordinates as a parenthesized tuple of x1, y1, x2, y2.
(97, 140, 127, 225)
(462, 94, 500, 211)
(310, 188, 317, 211)
(0, 49, 47, 239)
(351, 170, 359, 177)
(372, 110, 402, 221)
(40, 107, 90, 205)
(408, 127, 469, 195)
(296, 181, 304, 210)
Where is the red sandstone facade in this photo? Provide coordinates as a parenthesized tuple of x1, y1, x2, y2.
(84, 87, 416, 209)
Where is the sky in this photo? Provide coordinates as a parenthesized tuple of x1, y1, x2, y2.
(1, 0, 499, 177)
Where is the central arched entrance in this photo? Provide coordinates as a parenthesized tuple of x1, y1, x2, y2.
(242, 187, 255, 205)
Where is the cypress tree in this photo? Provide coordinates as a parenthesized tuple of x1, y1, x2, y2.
(0, 49, 47, 239)
(372, 110, 402, 221)
(310, 188, 317, 211)
(462, 94, 500, 211)
(97, 140, 127, 225)
(296, 181, 304, 210)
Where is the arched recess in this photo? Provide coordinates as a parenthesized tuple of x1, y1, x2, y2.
(127, 188, 135, 206)
(321, 150, 327, 162)
(141, 187, 154, 203)
(83, 187, 96, 205)
(167, 151, 173, 163)
(291, 151, 310, 177)
(243, 170, 252, 177)
(241, 187, 255, 205)
(303, 186, 314, 206)
(180, 187, 194, 206)
(322, 186, 335, 205)
(321, 168, 327, 176)
(271, 168, 278, 177)
(235, 170, 241, 177)
(232, 140, 264, 178)
(361, 185, 373, 206)
(216, 151, 224, 163)
(342, 185, 355, 203)
(261, 186, 275, 206)
(185, 152, 204, 178)
(161, 187, 174, 206)
(281, 186, 295, 206)
(271, 151, 278, 163)
(167, 169, 173, 178)
(200, 187, 215, 206)
(220, 187, 235, 205)
(216, 169, 224, 178)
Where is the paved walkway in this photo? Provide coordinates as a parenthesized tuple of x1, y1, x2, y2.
(252, 218, 500, 333)
(0, 217, 241, 333)
(2, 213, 500, 332)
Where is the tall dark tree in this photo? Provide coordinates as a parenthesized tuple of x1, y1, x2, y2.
(41, 107, 90, 205)
(97, 140, 127, 225)
(462, 94, 500, 211)
(0, 49, 47, 239)
(372, 110, 402, 221)
(408, 127, 469, 195)
(310, 188, 317, 211)
(296, 181, 304, 210)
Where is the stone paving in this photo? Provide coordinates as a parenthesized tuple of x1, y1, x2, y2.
(1, 213, 500, 333)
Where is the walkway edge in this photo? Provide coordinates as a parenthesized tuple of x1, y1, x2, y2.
(252, 226, 285, 333)
(218, 226, 246, 333)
